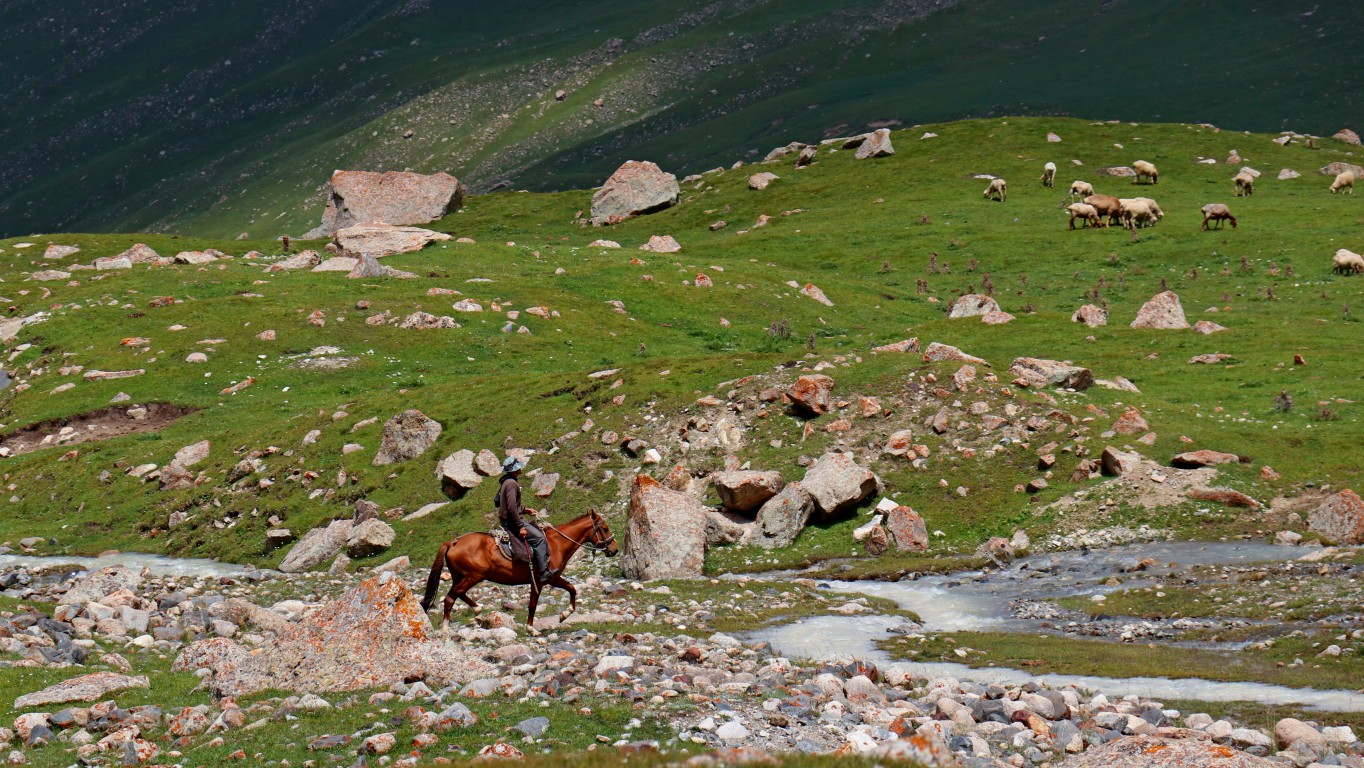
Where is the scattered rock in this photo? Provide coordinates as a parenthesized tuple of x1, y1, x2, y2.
(279, 520, 353, 573)
(332, 224, 451, 258)
(173, 573, 492, 696)
(373, 409, 443, 466)
(786, 375, 835, 416)
(1307, 489, 1364, 544)
(748, 172, 779, 190)
(591, 161, 680, 226)
(884, 506, 928, 551)
(802, 453, 879, 520)
(713, 470, 784, 512)
(309, 170, 464, 238)
(853, 128, 894, 159)
(1131, 290, 1189, 329)
(640, 235, 682, 253)
(1171, 450, 1239, 468)
(13, 672, 149, 709)
(346, 518, 396, 558)
(619, 475, 708, 580)
(744, 482, 815, 549)
(949, 294, 1000, 318)
(1010, 358, 1094, 390)
(1072, 304, 1108, 327)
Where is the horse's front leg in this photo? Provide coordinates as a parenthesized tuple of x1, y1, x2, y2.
(526, 585, 541, 632)
(549, 576, 577, 622)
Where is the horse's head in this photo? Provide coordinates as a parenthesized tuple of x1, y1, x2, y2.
(589, 510, 618, 557)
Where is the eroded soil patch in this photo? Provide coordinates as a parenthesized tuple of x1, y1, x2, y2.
(0, 403, 198, 456)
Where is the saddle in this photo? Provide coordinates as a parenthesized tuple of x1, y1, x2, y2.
(492, 528, 531, 564)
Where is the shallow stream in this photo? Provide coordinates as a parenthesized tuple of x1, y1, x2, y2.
(0, 551, 250, 579)
(754, 541, 1364, 711)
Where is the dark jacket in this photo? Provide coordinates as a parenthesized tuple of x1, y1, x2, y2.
(498, 475, 524, 529)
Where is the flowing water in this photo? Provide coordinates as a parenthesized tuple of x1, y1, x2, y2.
(0, 551, 250, 579)
(754, 541, 1364, 711)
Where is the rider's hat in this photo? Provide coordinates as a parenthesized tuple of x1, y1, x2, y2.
(501, 455, 527, 473)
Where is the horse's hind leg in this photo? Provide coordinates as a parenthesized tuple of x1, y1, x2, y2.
(548, 575, 577, 621)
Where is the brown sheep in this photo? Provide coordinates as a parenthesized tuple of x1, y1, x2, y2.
(1084, 194, 1123, 226)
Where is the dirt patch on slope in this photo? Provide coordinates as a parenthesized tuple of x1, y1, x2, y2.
(0, 403, 198, 457)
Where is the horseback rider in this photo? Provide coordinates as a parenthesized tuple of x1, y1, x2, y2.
(497, 456, 553, 583)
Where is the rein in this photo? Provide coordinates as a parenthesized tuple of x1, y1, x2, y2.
(545, 515, 615, 552)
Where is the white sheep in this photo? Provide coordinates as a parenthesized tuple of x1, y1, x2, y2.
(1119, 198, 1159, 230)
(1068, 180, 1094, 200)
(1132, 196, 1164, 221)
(983, 177, 1007, 202)
(1330, 171, 1355, 194)
(1040, 162, 1057, 188)
(1132, 160, 1159, 185)
(1066, 203, 1103, 230)
(1332, 248, 1364, 274)
(1233, 171, 1255, 197)
(1200, 203, 1238, 230)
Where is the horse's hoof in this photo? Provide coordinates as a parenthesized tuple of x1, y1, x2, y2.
(558, 610, 572, 622)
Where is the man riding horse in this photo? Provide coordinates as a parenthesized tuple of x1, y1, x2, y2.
(497, 456, 554, 584)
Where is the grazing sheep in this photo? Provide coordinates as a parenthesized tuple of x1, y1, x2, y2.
(1084, 194, 1123, 226)
(1066, 203, 1103, 230)
(1200, 203, 1238, 230)
(1234, 171, 1255, 197)
(1132, 197, 1164, 222)
(983, 177, 1007, 202)
(1330, 171, 1355, 194)
(1119, 198, 1159, 230)
(1332, 248, 1364, 274)
(1132, 160, 1159, 184)
(1069, 180, 1094, 200)
(1040, 162, 1057, 188)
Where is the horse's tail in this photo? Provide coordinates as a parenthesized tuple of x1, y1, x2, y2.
(420, 539, 452, 612)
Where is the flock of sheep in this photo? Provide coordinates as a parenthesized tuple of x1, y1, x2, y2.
(978, 158, 1360, 274)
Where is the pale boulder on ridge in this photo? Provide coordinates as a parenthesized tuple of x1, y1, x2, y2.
(591, 161, 680, 226)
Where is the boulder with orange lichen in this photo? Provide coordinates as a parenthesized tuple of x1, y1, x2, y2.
(172, 572, 492, 696)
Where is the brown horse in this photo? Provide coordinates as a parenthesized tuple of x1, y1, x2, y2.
(419, 510, 617, 629)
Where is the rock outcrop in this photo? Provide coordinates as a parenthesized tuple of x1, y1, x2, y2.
(590, 161, 679, 226)
(307, 170, 464, 238)
(620, 475, 707, 580)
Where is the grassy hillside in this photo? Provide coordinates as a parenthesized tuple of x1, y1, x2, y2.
(3, 0, 1363, 238)
(1, 117, 1361, 572)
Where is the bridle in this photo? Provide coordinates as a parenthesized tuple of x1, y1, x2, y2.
(546, 512, 616, 553)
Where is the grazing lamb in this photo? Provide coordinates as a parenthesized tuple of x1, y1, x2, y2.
(1066, 203, 1103, 230)
(1233, 171, 1255, 197)
(1040, 162, 1057, 188)
(1119, 198, 1159, 230)
(1132, 160, 1159, 185)
(1084, 194, 1123, 226)
(983, 178, 1007, 202)
(1069, 180, 1094, 200)
(1332, 248, 1364, 274)
(1330, 171, 1355, 194)
(1200, 203, 1238, 230)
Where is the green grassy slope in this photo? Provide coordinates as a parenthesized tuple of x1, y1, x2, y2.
(3, 0, 1363, 239)
(1, 117, 1361, 570)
